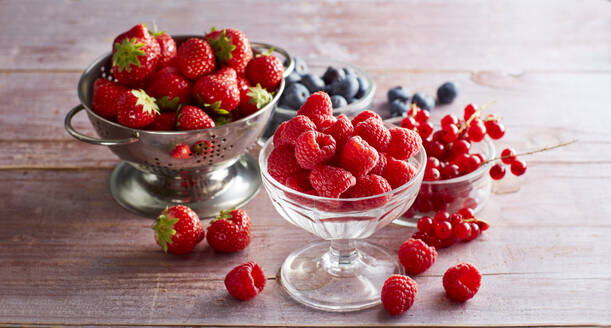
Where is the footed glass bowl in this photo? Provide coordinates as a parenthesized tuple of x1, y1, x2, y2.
(258, 139, 425, 312)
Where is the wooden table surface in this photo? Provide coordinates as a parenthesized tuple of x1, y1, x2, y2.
(2, 0, 610, 326)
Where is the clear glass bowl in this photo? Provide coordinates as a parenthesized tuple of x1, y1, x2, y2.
(258, 138, 425, 312)
(260, 58, 375, 143)
(396, 136, 496, 227)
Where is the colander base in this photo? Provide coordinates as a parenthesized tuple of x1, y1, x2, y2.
(109, 154, 261, 218)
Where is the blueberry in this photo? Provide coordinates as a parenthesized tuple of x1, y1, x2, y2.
(387, 86, 410, 102)
(285, 72, 301, 85)
(390, 99, 408, 118)
(330, 95, 348, 108)
(300, 73, 326, 93)
(343, 67, 356, 77)
(293, 56, 308, 75)
(322, 66, 345, 85)
(280, 83, 310, 110)
(328, 75, 359, 99)
(437, 81, 459, 104)
(411, 92, 435, 111)
(355, 76, 369, 99)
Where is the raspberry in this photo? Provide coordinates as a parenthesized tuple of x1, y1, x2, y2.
(387, 127, 422, 160)
(381, 274, 418, 316)
(346, 174, 391, 209)
(294, 131, 336, 169)
(267, 145, 300, 183)
(398, 238, 438, 275)
(296, 91, 333, 128)
(443, 263, 481, 301)
(351, 110, 382, 126)
(354, 117, 391, 152)
(339, 136, 379, 177)
(224, 261, 266, 301)
(309, 165, 356, 198)
(320, 114, 354, 152)
(383, 156, 418, 189)
(273, 121, 288, 147)
(284, 170, 313, 192)
(370, 152, 388, 176)
(278, 115, 317, 146)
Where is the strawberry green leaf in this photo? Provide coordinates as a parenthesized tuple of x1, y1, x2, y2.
(203, 101, 230, 115)
(150, 21, 166, 37)
(157, 96, 181, 111)
(215, 115, 232, 126)
(132, 89, 160, 115)
(207, 29, 236, 63)
(152, 208, 179, 253)
(247, 83, 273, 109)
(112, 38, 146, 73)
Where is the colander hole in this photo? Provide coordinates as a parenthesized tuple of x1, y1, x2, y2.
(222, 138, 226, 143)
(154, 157, 159, 161)
(221, 155, 225, 158)
(208, 159, 213, 163)
(196, 160, 201, 163)
(211, 135, 216, 139)
(223, 147, 227, 151)
(168, 163, 173, 167)
(229, 145, 233, 149)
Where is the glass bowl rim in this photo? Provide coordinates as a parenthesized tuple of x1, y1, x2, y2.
(258, 137, 426, 202)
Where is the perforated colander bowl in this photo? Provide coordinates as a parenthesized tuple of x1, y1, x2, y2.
(65, 36, 293, 217)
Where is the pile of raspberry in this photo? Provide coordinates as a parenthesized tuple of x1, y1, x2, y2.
(267, 91, 422, 200)
(412, 207, 489, 249)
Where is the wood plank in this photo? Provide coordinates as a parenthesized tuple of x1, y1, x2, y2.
(0, 0, 609, 72)
(0, 169, 609, 326)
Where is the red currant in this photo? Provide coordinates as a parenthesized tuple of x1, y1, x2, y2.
(510, 160, 527, 176)
(466, 222, 480, 241)
(451, 139, 471, 157)
(489, 163, 506, 180)
(465, 154, 482, 173)
(427, 157, 440, 169)
(415, 109, 430, 123)
(434, 221, 453, 239)
(439, 236, 457, 248)
(485, 120, 505, 139)
(450, 213, 464, 225)
(417, 216, 434, 233)
(433, 211, 450, 223)
(418, 121, 434, 139)
(500, 148, 516, 164)
(457, 207, 474, 219)
(428, 141, 445, 158)
(431, 130, 444, 142)
(441, 124, 459, 143)
(442, 163, 461, 179)
(474, 153, 485, 163)
(400, 116, 418, 130)
(424, 167, 441, 181)
(453, 222, 472, 240)
(463, 103, 478, 121)
(441, 114, 459, 127)
(467, 119, 487, 142)
(477, 220, 490, 231)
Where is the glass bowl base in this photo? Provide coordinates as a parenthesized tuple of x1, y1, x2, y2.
(278, 240, 403, 312)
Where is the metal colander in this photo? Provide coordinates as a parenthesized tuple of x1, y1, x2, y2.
(65, 35, 293, 217)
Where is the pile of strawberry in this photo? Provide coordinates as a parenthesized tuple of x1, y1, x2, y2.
(267, 92, 422, 201)
(91, 24, 283, 130)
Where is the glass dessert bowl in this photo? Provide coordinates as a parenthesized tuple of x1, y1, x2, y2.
(258, 138, 425, 312)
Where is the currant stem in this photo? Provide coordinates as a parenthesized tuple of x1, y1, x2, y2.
(458, 100, 496, 133)
(483, 139, 577, 165)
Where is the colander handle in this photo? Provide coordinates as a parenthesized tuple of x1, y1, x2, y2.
(64, 104, 140, 146)
(250, 42, 294, 78)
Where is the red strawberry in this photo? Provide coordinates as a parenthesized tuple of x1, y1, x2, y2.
(116, 89, 160, 128)
(112, 25, 160, 86)
(146, 112, 177, 131)
(91, 78, 128, 120)
(169, 144, 192, 159)
(245, 52, 283, 91)
(192, 139, 215, 155)
(176, 105, 215, 130)
(193, 68, 240, 114)
(205, 28, 253, 74)
(237, 75, 250, 94)
(152, 205, 204, 254)
(239, 83, 274, 117)
(207, 209, 252, 253)
(150, 24, 177, 68)
(145, 66, 192, 111)
(176, 38, 216, 80)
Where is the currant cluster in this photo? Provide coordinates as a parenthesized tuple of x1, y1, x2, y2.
(489, 147, 527, 180)
(400, 103, 505, 182)
(412, 208, 489, 249)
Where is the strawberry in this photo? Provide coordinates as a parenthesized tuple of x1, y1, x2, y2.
(239, 83, 273, 117)
(116, 89, 160, 128)
(176, 38, 216, 80)
(237, 75, 250, 94)
(192, 139, 215, 155)
(176, 105, 215, 130)
(145, 66, 191, 111)
(150, 23, 177, 68)
(111, 25, 160, 86)
(169, 144, 192, 159)
(245, 52, 283, 92)
(206, 209, 251, 253)
(91, 78, 128, 120)
(152, 205, 204, 254)
(205, 27, 253, 74)
(146, 112, 177, 131)
(192, 68, 240, 115)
